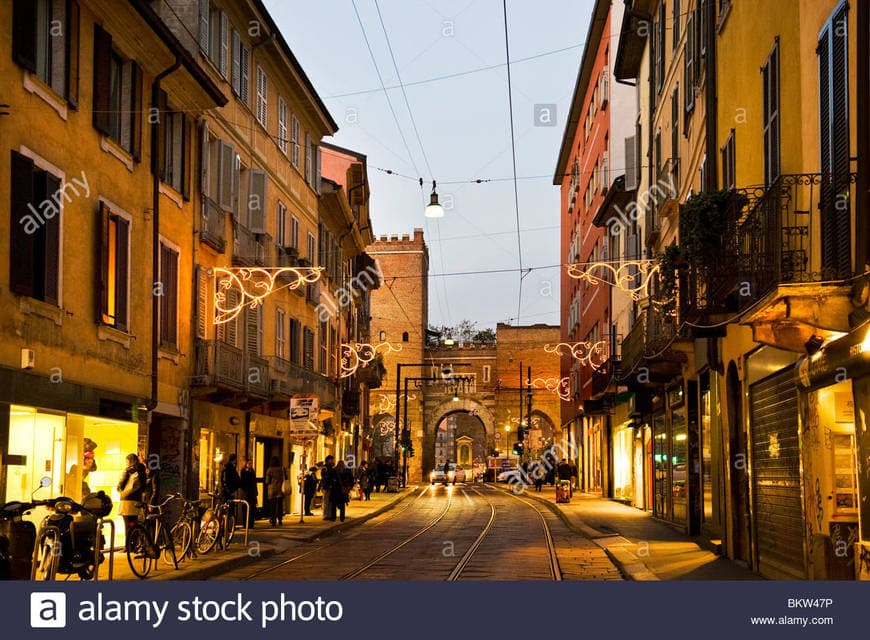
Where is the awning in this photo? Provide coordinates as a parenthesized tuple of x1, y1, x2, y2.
(795, 322, 870, 391)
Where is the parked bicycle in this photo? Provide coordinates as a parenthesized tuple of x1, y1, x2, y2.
(196, 493, 236, 555)
(125, 494, 179, 579)
(168, 495, 201, 563)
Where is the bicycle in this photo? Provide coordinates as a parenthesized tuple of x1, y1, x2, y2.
(168, 495, 200, 563)
(125, 495, 179, 579)
(196, 493, 236, 555)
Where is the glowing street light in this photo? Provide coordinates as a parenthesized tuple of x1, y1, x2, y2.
(424, 180, 445, 218)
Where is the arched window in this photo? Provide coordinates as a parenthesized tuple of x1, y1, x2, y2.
(402, 331, 409, 342)
(379, 330, 386, 341)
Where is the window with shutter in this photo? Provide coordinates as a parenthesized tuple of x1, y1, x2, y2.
(624, 135, 638, 190)
(684, 13, 695, 115)
(275, 308, 286, 359)
(303, 327, 315, 371)
(218, 141, 235, 212)
(256, 65, 267, 127)
(305, 132, 313, 184)
(231, 29, 241, 95)
(819, 4, 851, 278)
(290, 216, 300, 249)
(247, 169, 267, 233)
(290, 318, 301, 364)
(217, 287, 239, 347)
(319, 322, 328, 373)
(10, 151, 37, 298)
(159, 242, 179, 348)
(239, 44, 249, 105)
(673, 0, 681, 49)
(219, 12, 228, 78)
(196, 264, 212, 339)
(98, 204, 130, 330)
(291, 115, 300, 167)
(245, 305, 261, 356)
(721, 130, 735, 189)
(92, 24, 113, 135)
(198, 0, 209, 53)
(14, 0, 76, 100)
(762, 41, 780, 186)
(278, 97, 288, 154)
(276, 202, 287, 247)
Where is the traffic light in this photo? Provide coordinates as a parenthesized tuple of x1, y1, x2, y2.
(517, 428, 524, 442)
(513, 442, 524, 456)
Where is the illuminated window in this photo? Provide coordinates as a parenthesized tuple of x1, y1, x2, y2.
(98, 203, 130, 330)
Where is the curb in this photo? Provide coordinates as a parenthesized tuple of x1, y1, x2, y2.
(147, 488, 417, 581)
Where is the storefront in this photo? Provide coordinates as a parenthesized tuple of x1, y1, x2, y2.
(610, 393, 650, 509)
(1, 403, 140, 545)
(192, 400, 245, 499)
(651, 386, 689, 526)
(582, 415, 604, 494)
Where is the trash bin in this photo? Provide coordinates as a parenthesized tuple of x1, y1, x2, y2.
(386, 477, 399, 493)
(555, 480, 571, 503)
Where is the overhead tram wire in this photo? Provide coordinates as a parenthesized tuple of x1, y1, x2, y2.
(502, 0, 524, 324)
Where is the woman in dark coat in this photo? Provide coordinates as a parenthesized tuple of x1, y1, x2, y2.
(265, 456, 285, 527)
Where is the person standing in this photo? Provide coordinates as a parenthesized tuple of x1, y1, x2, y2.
(220, 453, 241, 502)
(239, 459, 258, 528)
(557, 458, 573, 497)
(320, 456, 337, 521)
(568, 458, 578, 495)
(139, 452, 160, 507)
(265, 456, 285, 527)
(117, 453, 145, 535)
(335, 460, 354, 522)
(357, 461, 372, 501)
(303, 467, 318, 515)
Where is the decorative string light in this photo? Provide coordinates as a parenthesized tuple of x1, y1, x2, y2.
(565, 260, 659, 300)
(377, 392, 416, 413)
(340, 342, 403, 379)
(544, 341, 609, 367)
(531, 377, 571, 402)
(214, 267, 323, 325)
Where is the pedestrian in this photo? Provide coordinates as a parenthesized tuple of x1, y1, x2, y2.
(117, 453, 145, 535)
(373, 460, 383, 492)
(546, 467, 556, 486)
(265, 456, 285, 526)
(240, 459, 258, 528)
(367, 461, 378, 494)
(568, 458, 578, 495)
(320, 455, 337, 521)
(303, 467, 318, 515)
(336, 460, 354, 522)
(139, 451, 160, 507)
(220, 453, 241, 502)
(357, 461, 372, 501)
(557, 458, 573, 497)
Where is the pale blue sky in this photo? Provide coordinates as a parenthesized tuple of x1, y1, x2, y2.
(264, 0, 594, 329)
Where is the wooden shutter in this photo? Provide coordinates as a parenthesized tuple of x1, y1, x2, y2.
(12, 0, 37, 72)
(196, 265, 212, 339)
(218, 141, 234, 211)
(624, 135, 637, 190)
(160, 245, 178, 346)
(247, 169, 267, 233)
(200, 119, 210, 199)
(245, 305, 260, 355)
(219, 12, 228, 78)
(66, 0, 80, 108)
(198, 0, 209, 53)
(231, 30, 241, 95)
(92, 24, 112, 135)
(97, 202, 109, 321)
(39, 171, 61, 306)
(181, 115, 190, 200)
(239, 45, 249, 105)
(130, 61, 142, 161)
(315, 145, 322, 195)
(10, 151, 36, 297)
(684, 13, 695, 115)
(115, 216, 129, 330)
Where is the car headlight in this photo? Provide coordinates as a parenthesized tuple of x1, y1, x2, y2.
(429, 472, 435, 480)
(448, 471, 455, 479)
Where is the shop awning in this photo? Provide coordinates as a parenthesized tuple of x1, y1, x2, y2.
(795, 322, 870, 391)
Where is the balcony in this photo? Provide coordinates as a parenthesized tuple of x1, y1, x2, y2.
(655, 157, 679, 219)
(684, 173, 857, 351)
(192, 339, 244, 391)
(268, 357, 339, 410)
(621, 311, 647, 377)
(591, 356, 622, 399)
(200, 196, 226, 253)
(246, 353, 270, 398)
(232, 225, 270, 267)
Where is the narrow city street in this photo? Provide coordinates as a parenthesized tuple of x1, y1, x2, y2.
(218, 484, 620, 581)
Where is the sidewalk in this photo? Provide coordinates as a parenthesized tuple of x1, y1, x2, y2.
(504, 484, 758, 581)
(104, 487, 415, 581)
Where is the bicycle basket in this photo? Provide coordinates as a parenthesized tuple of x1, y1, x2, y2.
(82, 491, 113, 517)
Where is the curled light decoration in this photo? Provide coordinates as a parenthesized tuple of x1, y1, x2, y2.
(213, 267, 323, 325)
(531, 377, 571, 402)
(377, 392, 416, 413)
(340, 342, 403, 379)
(544, 341, 609, 368)
(565, 260, 659, 300)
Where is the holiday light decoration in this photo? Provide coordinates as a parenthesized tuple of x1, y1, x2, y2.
(565, 259, 659, 300)
(544, 341, 609, 367)
(213, 266, 323, 324)
(377, 392, 416, 413)
(340, 342, 403, 379)
(531, 377, 571, 402)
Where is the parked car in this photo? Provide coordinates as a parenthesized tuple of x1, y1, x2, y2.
(430, 463, 466, 485)
(496, 468, 524, 483)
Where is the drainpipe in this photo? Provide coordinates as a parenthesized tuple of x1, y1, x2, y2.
(149, 57, 181, 413)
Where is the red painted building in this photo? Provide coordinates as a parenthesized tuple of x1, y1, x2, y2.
(554, 0, 626, 495)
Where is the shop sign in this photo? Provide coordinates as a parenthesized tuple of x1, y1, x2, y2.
(290, 394, 319, 421)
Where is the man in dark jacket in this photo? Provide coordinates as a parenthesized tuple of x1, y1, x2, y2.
(220, 453, 241, 502)
(303, 467, 318, 515)
(557, 459, 573, 497)
(320, 456, 337, 521)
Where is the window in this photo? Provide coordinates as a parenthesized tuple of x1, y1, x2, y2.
(304, 131, 313, 184)
(762, 41, 780, 186)
(319, 322, 328, 373)
(92, 25, 141, 156)
(655, 3, 666, 93)
(255, 65, 267, 127)
(198, 1, 227, 77)
(303, 327, 315, 371)
(277, 97, 288, 154)
(673, 0, 680, 50)
(245, 304, 261, 356)
(98, 203, 130, 330)
(671, 86, 680, 187)
(402, 331, 409, 342)
(291, 115, 300, 167)
(684, 12, 695, 115)
(483, 365, 491, 383)
(9, 151, 61, 304)
(721, 130, 735, 189)
(158, 242, 179, 348)
(12, 0, 80, 105)
(818, 2, 851, 278)
(329, 326, 337, 377)
(290, 216, 300, 249)
(242, 168, 267, 233)
(289, 318, 301, 364)
(216, 286, 239, 346)
(307, 232, 316, 263)
(275, 309, 287, 360)
(158, 91, 188, 196)
(276, 201, 287, 247)
(231, 29, 249, 105)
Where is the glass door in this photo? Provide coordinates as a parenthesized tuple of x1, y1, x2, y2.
(5, 406, 67, 503)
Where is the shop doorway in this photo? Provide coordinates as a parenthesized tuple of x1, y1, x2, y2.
(253, 437, 283, 517)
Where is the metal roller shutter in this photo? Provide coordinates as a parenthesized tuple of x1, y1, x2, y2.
(750, 367, 805, 579)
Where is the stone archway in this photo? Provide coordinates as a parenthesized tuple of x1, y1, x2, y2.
(420, 398, 496, 481)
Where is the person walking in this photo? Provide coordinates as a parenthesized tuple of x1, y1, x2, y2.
(139, 451, 160, 507)
(357, 461, 372, 501)
(265, 456, 285, 527)
(320, 456, 337, 521)
(117, 453, 145, 535)
(568, 458, 578, 495)
(557, 458, 573, 498)
(335, 460, 354, 522)
(239, 459, 258, 528)
(220, 453, 241, 502)
(303, 467, 318, 515)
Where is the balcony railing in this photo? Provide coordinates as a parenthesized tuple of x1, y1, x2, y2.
(232, 225, 270, 267)
(621, 311, 647, 376)
(591, 356, 621, 398)
(200, 196, 226, 253)
(246, 353, 270, 397)
(192, 339, 244, 390)
(683, 173, 857, 317)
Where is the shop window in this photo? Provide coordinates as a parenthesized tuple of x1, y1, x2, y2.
(832, 433, 858, 515)
(198, 428, 238, 496)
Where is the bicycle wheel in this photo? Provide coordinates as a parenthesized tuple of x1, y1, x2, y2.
(158, 525, 179, 569)
(223, 513, 236, 547)
(196, 517, 220, 554)
(33, 537, 58, 581)
(126, 526, 153, 579)
(167, 520, 192, 564)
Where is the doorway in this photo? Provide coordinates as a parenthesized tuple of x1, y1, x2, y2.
(254, 437, 283, 518)
(727, 362, 751, 564)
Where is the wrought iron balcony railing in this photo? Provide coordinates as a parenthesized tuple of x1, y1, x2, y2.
(192, 339, 245, 390)
(200, 196, 226, 253)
